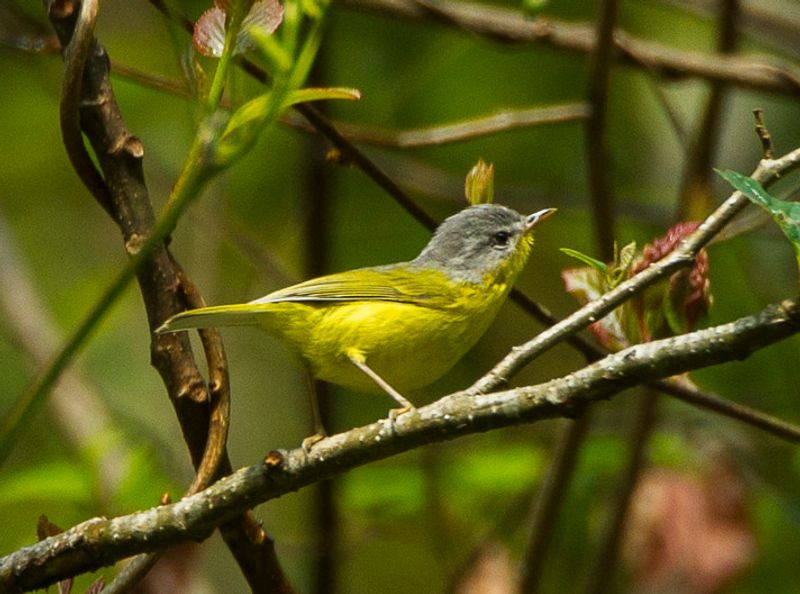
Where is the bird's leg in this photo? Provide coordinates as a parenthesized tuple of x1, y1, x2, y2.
(346, 350, 415, 418)
(302, 370, 327, 453)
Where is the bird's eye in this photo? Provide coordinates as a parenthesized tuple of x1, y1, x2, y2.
(491, 231, 510, 249)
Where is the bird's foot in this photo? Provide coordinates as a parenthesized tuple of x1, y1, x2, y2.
(301, 432, 326, 454)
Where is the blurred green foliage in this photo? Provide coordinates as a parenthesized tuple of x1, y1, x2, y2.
(1, 0, 800, 592)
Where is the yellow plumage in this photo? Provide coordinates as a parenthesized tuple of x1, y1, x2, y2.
(158, 204, 554, 413)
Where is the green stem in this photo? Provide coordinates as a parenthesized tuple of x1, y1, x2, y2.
(206, 2, 246, 111)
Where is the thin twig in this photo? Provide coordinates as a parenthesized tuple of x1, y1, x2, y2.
(510, 288, 800, 443)
(656, 377, 800, 442)
(103, 268, 232, 593)
(113, 60, 588, 147)
(298, 103, 590, 148)
(3, 296, 799, 592)
(753, 107, 774, 159)
(345, 0, 800, 96)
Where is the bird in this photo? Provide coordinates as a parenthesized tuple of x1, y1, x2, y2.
(158, 203, 555, 444)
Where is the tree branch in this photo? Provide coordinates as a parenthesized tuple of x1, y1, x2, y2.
(287, 102, 590, 148)
(343, 0, 800, 97)
(2, 298, 799, 592)
(470, 146, 800, 394)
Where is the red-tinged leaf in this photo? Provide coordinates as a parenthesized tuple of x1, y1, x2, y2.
(86, 578, 105, 594)
(632, 221, 700, 273)
(196, 0, 284, 58)
(632, 221, 711, 335)
(241, 0, 283, 38)
(238, 0, 285, 56)
(561, 221, 711, 350)
(561, 266, 604, 304)
(194, 6, 227, 57)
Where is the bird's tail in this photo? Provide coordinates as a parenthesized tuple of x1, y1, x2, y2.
(156, 304, 275, 333)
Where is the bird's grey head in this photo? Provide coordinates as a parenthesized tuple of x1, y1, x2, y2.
(413, 204, 551, 283)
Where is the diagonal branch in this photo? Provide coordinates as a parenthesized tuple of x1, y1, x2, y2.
(470, 146, 800, 394)
(2, 297, 799, 592)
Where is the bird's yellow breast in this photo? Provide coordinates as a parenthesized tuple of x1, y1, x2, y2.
(260, 281, 509, 393)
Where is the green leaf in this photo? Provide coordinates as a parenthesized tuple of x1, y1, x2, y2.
(717, 169, 800, 269)
(282, 87, 362, 108)
(223, 93, 276, 142)
(560, 247, 608, 274)
(223, 86, 360, 152)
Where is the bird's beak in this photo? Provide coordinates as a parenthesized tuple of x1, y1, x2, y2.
(525, 208, 557, 231)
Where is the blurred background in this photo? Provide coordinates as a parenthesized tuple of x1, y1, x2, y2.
(1, 0, 800, 591)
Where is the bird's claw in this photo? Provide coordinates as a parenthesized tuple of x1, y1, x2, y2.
(302, 432, 325, 454)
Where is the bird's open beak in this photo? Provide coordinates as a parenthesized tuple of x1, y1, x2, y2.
(525, 208, 557, 231)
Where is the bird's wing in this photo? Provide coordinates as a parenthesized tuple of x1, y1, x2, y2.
(251, 264, 462, 308)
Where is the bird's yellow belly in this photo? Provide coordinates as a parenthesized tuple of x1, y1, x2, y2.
(267, 298, 501, 394)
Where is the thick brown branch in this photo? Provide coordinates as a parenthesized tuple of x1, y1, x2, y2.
(2, 298, 799, 592)
(45, 1, 290, 591)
